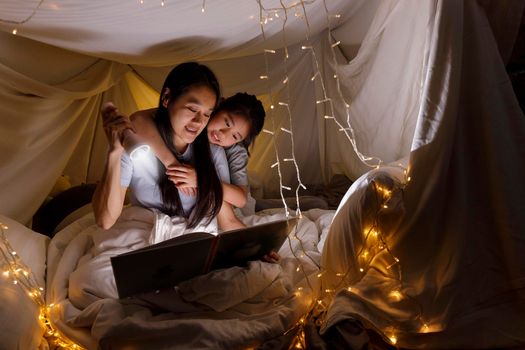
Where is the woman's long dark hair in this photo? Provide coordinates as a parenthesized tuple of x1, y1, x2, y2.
(153, 62, 223, 228)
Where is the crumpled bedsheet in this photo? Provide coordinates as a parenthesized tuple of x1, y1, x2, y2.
(46, 206, 335, 349)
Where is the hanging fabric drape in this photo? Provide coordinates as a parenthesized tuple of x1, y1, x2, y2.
(321, 0, 525, 347)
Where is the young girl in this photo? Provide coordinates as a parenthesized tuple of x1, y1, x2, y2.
(92, 62, 233, 230)
(133, 92, 266, 214)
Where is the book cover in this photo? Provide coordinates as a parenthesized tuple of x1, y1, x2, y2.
(111, 217, 298, 298)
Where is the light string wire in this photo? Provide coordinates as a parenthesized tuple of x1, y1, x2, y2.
(0, 0, 45, 35)
(257, 1, 423, 347)
(319, 0, 382, 167)
(255, 2, 328, 348)
(277, 0, 306, 218)
(257, 0, 291, 218)
(0, 222, 84, 349)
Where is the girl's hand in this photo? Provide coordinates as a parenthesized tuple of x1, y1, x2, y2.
(262, 251, 281, 264)
(101, 102, 134, 152)
(166, 164, 198, 196)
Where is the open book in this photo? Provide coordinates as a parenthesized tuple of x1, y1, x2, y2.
(111, 217, 298, 298)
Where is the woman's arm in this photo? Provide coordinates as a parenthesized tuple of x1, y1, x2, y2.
(92, 103, 130, 229)
(92, 150, 128, 229)
(216, 201, 245, 231)
(221, 182, 248, 208)
(223, 145, 249, 208)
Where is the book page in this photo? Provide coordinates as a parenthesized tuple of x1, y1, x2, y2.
(209, 218, 297, 271)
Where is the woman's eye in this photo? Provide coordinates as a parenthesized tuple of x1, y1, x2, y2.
(225, 118, 230, 127)
(188, 107, 197, 113)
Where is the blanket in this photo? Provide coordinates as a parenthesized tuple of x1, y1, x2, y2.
(46, 206, 334, 349)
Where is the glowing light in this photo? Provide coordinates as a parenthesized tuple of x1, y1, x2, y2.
(389, 335, 397, 345)
(12, 28, 17, 35)
(388, 290, 403, 301)
(129, 144, 151, 161)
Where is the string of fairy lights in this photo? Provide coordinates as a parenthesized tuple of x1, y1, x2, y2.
(253, 0, 422, 348)
(0, 223, 84, 349)
(0, 0, 44, 35)
(0, 0, 424, 349)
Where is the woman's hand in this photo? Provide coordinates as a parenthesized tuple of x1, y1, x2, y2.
(166, 163, 198, 196)
(262, 251, 281, 264)
(101, 102, 134, 153)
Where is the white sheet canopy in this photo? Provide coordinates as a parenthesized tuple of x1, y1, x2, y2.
(0, 0, 385, 224)
(1, 0, 521, 225)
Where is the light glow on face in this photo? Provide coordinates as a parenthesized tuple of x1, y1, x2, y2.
(167, 86, 216, 153)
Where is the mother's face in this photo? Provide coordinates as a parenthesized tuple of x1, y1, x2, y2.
(165, 85, 216, 152)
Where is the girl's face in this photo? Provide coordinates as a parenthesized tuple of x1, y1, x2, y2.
(206, 111, 250, 148)
(165, 85, 216, 152)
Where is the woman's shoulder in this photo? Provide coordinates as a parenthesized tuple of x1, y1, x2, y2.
(130, 108, 157, 138)
(224, 143, 248, 160)
(209, 143, 227, 161)
(130, 108, 156, 125)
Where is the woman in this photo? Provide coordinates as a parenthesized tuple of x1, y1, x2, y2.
(92, 62, 239, 231)
(129, 92, 265, 212)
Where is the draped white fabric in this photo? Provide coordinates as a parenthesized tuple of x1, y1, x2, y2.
(321, 0, 525, 348)
(0, 0, 384, 224)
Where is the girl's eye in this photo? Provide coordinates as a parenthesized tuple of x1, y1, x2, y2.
(188, 107, 197, 113)
(233, 134, 238, 141)
(204, 113, 211, 118)
(225, 118, 230, 127)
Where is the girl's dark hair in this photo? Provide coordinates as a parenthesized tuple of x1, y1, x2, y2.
(213, 92, 265, 150)
(153, 62, 223, 228)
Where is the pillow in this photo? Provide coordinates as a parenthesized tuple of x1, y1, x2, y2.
(32, 183, 97, 236)
(0, 214, 49, 349)
(54, 203, 94, 234)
